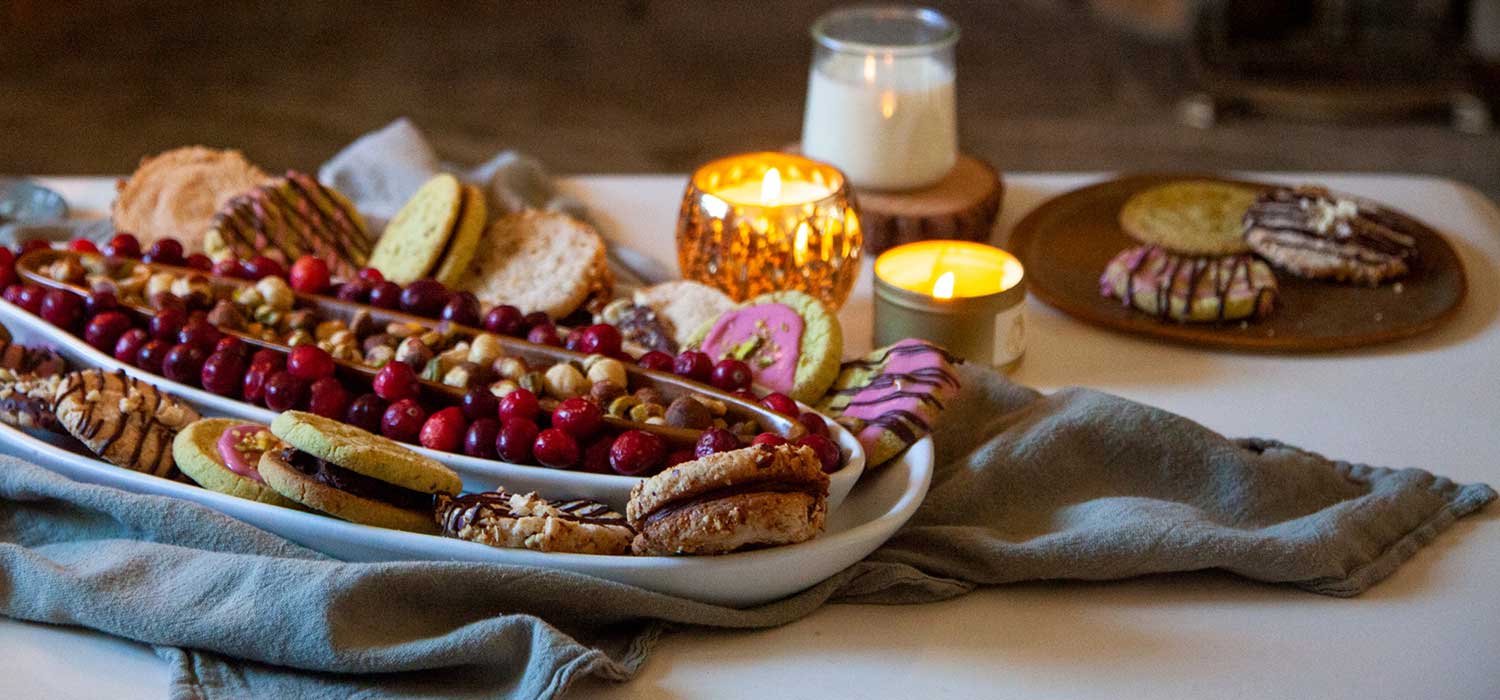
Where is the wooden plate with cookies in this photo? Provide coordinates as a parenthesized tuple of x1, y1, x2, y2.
(1008, 173, 1467, 352)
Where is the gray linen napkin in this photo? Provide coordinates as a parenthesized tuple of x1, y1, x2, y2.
(0, 364, 1492, 699)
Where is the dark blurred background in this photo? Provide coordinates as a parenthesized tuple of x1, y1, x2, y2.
(2, 1, 1497, 196)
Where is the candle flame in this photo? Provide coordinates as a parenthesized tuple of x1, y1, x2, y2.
(761, 168, 782, 205)
(863, 55, 877, 83)
(932, 271, 955, 300)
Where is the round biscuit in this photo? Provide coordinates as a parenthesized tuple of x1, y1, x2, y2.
(269, 411, 461, 495)
(172, 418, 301, 508)
(431, 184, 489, 287)
(688, 290, 843, 404)
(455, 210, 607, 318)
(111, 146, 270, 253)
(367, 173, 464, 284)
(1118, 181, 1259, 255)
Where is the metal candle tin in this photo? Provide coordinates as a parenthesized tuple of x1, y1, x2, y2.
(872, 240, 1026, 369)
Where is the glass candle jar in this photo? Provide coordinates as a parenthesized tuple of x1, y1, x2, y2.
(677, 152, 863, 309)
(801, 5, 959, 192)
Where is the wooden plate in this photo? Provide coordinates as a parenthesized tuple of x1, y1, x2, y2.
(1007, 174, 1467, 352)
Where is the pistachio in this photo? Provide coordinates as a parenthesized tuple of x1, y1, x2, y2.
(518, 371, 546, 395)
(364, 345, 395, 368)
(363, 333, 399, 353)
(442, 363, 474, 388)
(597, 298, 634, 325)
(629, 402, 665, 422)
(607, 395, 641, 418)
(489, 379, 520, 397)
(253, 304, 281, 326)
(233, 287, 264, 307)
(422, 357, 445, 382)
(285, 329, 315, 347)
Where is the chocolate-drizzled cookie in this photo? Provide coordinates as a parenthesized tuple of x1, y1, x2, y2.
(0, 368, 64, 432)
(436, 490, 634, 555)
(53, 369, 200, 478)
(1243, 186, 1418, 285)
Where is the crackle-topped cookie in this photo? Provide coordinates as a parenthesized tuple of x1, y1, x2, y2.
(1243, 185, 1419, 285)
(435, 490, 633, 555)
(1119, 180, 1259, 256)
(53, 369, 201, 477)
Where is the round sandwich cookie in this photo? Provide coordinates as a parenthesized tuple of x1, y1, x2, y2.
(817, 339, 962, 467)
(366, 174, 467, 285)
(1119, 180, 1260, 256)
(1100, 245, 1279, 323)
(53, 369, 200, 478)
(259, 411, 462, 533)
(112, 146, 271, 254)
(172, 419, 300, 507)
(626, 443, 829, 556)
(456, 209, 610, 319)
(689, 290, 842, 404)
(1243, 185, 1418, 285)
(203, 171, 372, 281)
(430, 183, 488, 287)
(435, 489, 634, 555)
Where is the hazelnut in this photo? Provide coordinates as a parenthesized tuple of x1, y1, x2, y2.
(169, 274, 211, 301)
(633, 387, 665, 406)
(596, 298, 634, 325)
(46, 259, 86, 285)
(489, 379, 520, 397)
(364, 345, 395, 368)
(145, 272, 176, 299)
(254, 276, 295, 310)
(589, 380, 626, 405)
(395, 337, 434, 370)
(363, 333, 399, 353)
(327, 329, 357, 349)
(233, 287, 264, 307)
(349, 309, 376, 337)
(206, 300, 247, 331)
(438, 343, 470, 366)
(585, 357, 627, 388)
(442, 363, 475, 388)
(468, 334, 504, 365)
(493, 356, 529, 380)
(543, 363, 589, 399)
(664, 396, 713, 429)
(386, 322, 419, 338)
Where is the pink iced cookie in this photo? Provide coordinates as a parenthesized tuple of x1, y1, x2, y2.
(218, 423, 277, 483)
(816, 339, 961, 466)
(691, 291, 843, 404)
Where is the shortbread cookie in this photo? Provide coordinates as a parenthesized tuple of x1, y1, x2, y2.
(1100, 245, 1278, 322)
(367, 174, 465, 284)
(0, 368, 63, 432)
(435, 490, 633, 555)
(627, 444, 828, 555)
(456, 210, 609, 319)
(53, 369, 201, 477)
(690, 290, 842, 404)
(172, 419, 300, 507)
(1119, 181, 1259, 256)
(1243, 186, 1419, 285)
(817, 340, 962, 467)
(633, 281, 736, 349)
(112, 146, 271, 253)
(430, 184, 489, 287)
(203, 171, 372, 280)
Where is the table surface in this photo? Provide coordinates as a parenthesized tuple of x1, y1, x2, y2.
(3, 173, 1497, 700)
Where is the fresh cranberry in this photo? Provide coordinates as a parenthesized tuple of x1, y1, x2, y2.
(580, 436, 614, 473)
(148, 307, 186, 342)
(161, 342, 207, 385)
(0, 265, 14, 290)
(694, 427, 740, 458)
(521, 311, 550, 331)
(185, 253, 213, 272)
(213, 335, 247, 359)
(575, 324, 621, 356)
(551, 396, 603, 439)
(563, 327, 586, 352)
(288, 255, 331, 294)
(18, 239, 50, 257)
(84, 290, 119, 316)
(14, 284, 45, 314)
(113, 328, 150, 364)
(68, 239, 99, 254)
(496, 417, 539, 462)
(286, 345, 335, 381)
(673, 350, 713, 383)
(795, 434, 841, 473)
(306, 377, 350, 419)
(460, 386, 498, 420)
(367, 281, 402, 309)
(134, 339, 171, 373)
(440, 291, 481, 326)
(610, 430, 666, 475)
(533, 428, 580, 468)
(636, 350, 674, 372)
(665, 449, 696, 468)
(710, 359, 752, 391)
(731, 389, 758, 402)
(176, 317, 222, 351)
(211, 257, 241, 278)
(83, 311, 133, 351)
(243, 255, 285, 280)
(263, 371, 307, 411)
(463, 418, 501, 458)
(760, 392, 799, 417)
(149, 292, 186, 313)
(200, 351, 246, 397)
(381, 398, 426, 442)
(38, 289, 82, 328)
(250, 348, 284, 370)
(419, 407, 467, 452)
(526, 323, 561, 347)
(336, 279, 371, 303)
(0, 284, 20, 306)
(240, 363, 272, 404)
(102, 234, 141, 259)
(797, 411, 830, 438)
(483, 304, 524, 335)
(143, 239, 184, 266)
(357, 267, 385, 284)
(752, 432, 788, 447)
(497, 388, 539, 423)
(345, 393, 387, 434)
(372, 361, 419, 401)
(399, 279, 449, 317)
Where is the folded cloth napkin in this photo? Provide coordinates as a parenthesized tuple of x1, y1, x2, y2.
(0, 364, 1491, 699)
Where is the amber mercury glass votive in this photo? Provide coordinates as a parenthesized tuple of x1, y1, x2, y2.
(677, 152, 862, 309)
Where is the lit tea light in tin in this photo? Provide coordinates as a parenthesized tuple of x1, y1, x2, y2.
(873, 240, 1026, 369)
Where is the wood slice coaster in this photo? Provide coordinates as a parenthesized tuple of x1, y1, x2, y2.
(852, 154, 1003, 254)
(1007, 173, 1467, 353)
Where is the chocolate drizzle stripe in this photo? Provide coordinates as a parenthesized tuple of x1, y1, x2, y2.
(639, 479, 824, 526)
(438, 491, 629, 532)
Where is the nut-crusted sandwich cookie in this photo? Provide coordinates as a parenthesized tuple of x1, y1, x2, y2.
(172, 419, 300, 507)
(259, 411, 461, 533)
(1119, 180, 1259, 256)
(456, 209, 611, 319)
(627, 443, 829, 556)
(435, 489, 634, 555)
(53, 369, 201, 477)
(1243, 185, 1419, 285)
(112, 146, 271, 253)
(818, 339, 962, 467)
(366, 174, 488, 285)
(1100, 245, 1278, 322)
(690, 290, 843, 404)
(203, 171, 372, 281)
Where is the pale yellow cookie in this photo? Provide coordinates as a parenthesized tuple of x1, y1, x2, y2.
(1119, 181, 1259, 256)
(269, 411, 461, 495)
(430, 184, 489, 287)
(367, 174, 464, 284)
